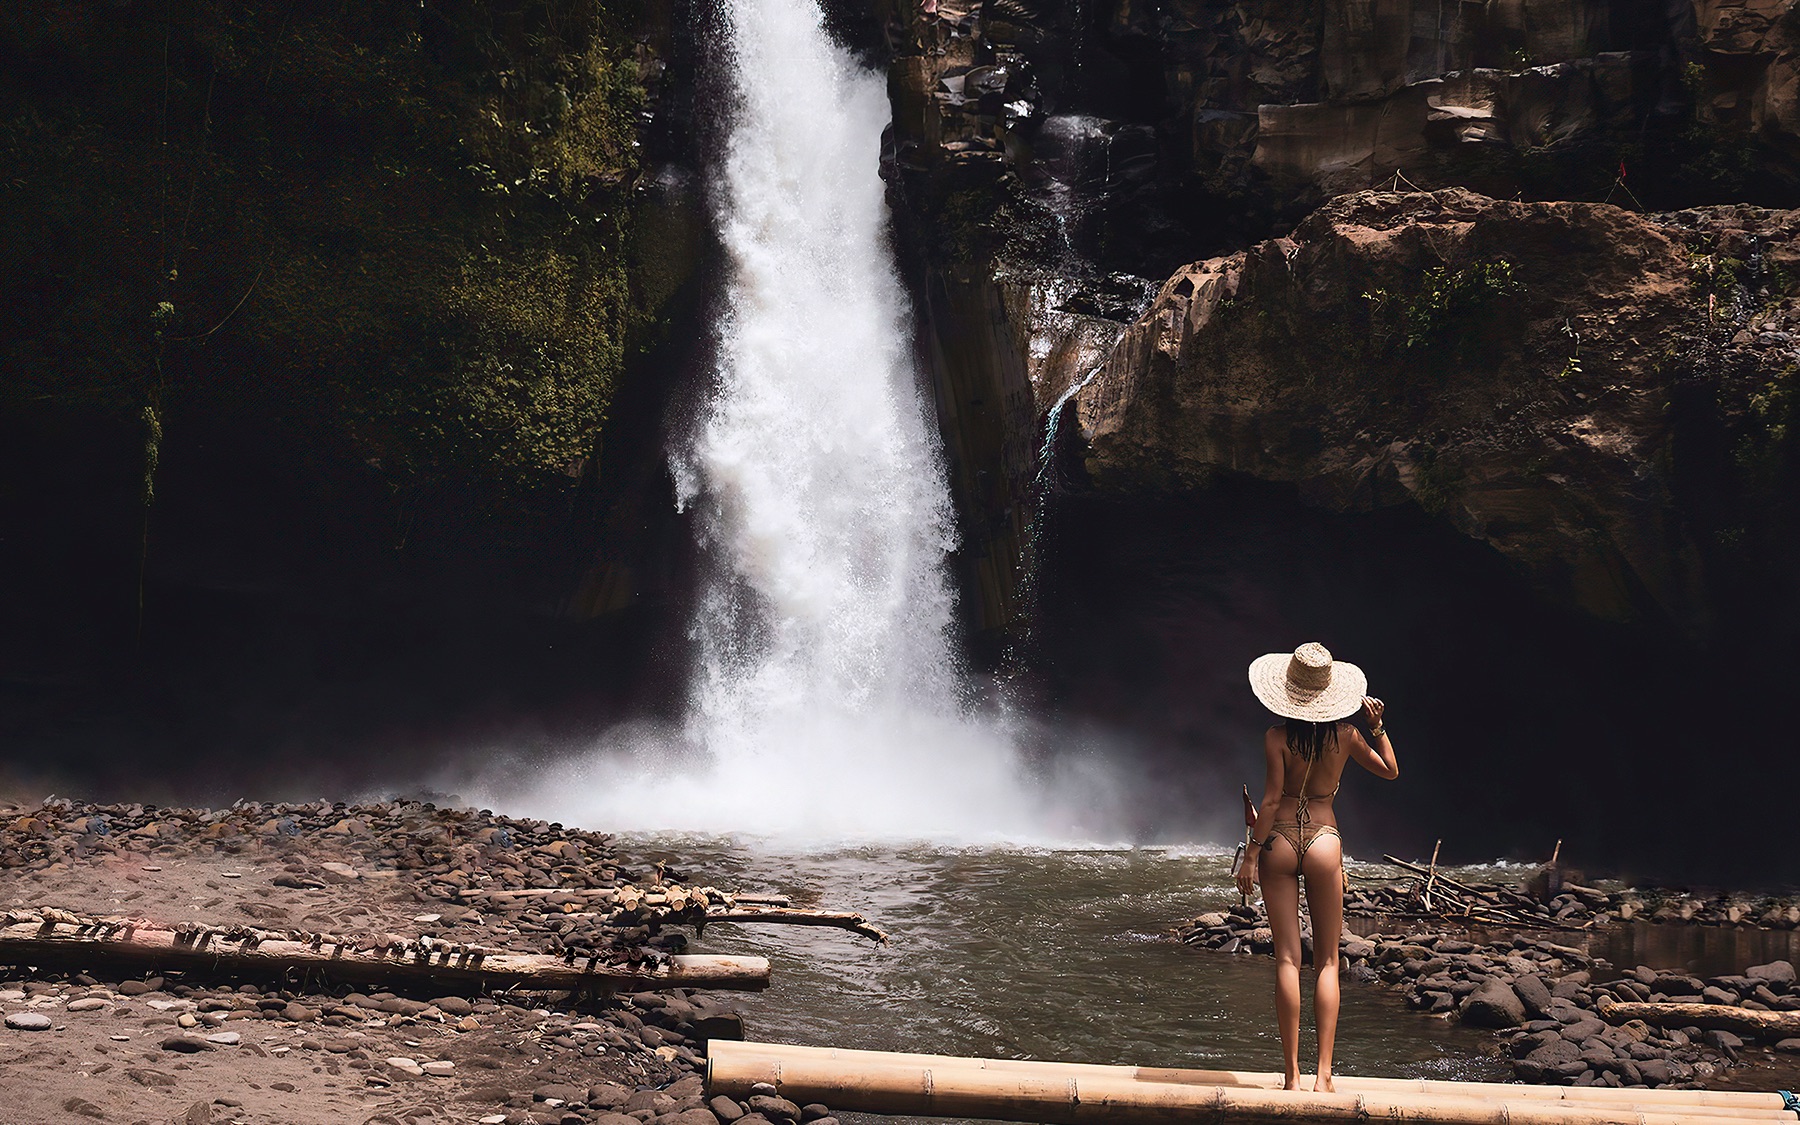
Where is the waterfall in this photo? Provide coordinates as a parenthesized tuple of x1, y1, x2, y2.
(533, 0, 1052, 840)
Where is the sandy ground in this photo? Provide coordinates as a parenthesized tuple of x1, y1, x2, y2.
(0, 798, 740, 1125)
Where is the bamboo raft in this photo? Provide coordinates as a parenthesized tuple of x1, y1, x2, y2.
(708, 1041, 1800, 1125)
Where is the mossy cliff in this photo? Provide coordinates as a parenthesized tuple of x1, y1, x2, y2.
(0, 0, 708, 784)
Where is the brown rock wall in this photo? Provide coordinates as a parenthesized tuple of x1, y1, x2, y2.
(1071, 189, 1799, 631)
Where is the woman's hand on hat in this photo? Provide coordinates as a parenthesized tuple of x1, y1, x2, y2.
(1360, 696, 1385, 728)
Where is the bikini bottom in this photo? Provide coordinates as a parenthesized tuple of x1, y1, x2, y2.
(1264, 820, 1341, 866)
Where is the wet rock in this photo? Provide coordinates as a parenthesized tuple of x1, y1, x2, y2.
(1748, 961, 1797, 989)
(1517, 1037, 1584, 1081)
(662, 1110, 721, 1125)
(1637, 1058, 1672, 1084)
(1461, 979, 1525, 1028)
(1511, 974, 1553, 1019)
(1700, 985, 1738, 1005)
(709, 1096, 746, 1122)
(1561, 1017, 1606, 1042)
(1703, 1029, 1743, 1059)
(1774, 1038, 1800, 1052)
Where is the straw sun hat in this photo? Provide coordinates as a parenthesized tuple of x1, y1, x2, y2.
(1248, 642, 1367, 722)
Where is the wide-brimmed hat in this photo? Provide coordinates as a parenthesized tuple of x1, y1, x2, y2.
(1248, 642, 1367, 722)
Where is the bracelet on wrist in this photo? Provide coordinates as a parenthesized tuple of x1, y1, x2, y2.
(1368, 724, 1386, 739)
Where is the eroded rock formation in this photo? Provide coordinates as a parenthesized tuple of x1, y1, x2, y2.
(1067, 188, 1799, 632)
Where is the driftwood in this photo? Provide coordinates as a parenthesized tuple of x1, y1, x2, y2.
(1598, 997, 1800, 1040)
(460, 883, 885, 943)
(1377, 854, 1591, 933)
(0, 910, 769, 994)
(469, 886, 793, 908)
(706, 1041, 1797, 1125)
(546, 907, 889, 944)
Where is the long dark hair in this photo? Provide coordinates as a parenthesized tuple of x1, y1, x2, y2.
(1285, 719, 1339, 762)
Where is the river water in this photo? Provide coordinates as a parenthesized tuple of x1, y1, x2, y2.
(623, 837, 1510, 1082)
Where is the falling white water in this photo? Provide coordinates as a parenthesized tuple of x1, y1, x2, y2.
(475, 0, 1123, 841)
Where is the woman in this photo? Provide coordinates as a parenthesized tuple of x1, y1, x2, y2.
(1234, 642, 1399, 1092)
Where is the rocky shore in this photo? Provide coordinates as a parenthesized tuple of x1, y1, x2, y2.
(1181, 874, 1800, 1091)
(0, 796, 834, 1125)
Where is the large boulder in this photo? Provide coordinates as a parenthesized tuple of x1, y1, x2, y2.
(1071, 189, 1800, 634)
(1461, 977, 1527, 1028)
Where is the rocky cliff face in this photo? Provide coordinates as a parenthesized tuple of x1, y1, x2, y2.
(1070, 189, 1799, 635)
(873, 0, 1800, 649)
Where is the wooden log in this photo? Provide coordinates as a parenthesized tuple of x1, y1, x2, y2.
(527, 908, 888, 943)
(0, 914, 770, 994)
(707, 1042, 1797, 1118)
(704, 909, 888, 944)
(467, 887, 793, 907)
(1598, 997, 1800, 1040)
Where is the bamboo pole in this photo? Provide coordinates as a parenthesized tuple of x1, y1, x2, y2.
(1598, 997, 1800, 1040)
(0, 914, 770, 994)
(707, 1042, 1798, 1119)
(535, 908, 888, 942)
(465, 887, 793, 907)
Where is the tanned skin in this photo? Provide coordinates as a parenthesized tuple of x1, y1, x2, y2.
(1236, 696, 1397, 1092)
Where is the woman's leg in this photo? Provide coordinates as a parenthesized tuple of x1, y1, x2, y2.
(1301, 832, 1345, 1092)
(1260, 836, 1305, 1089)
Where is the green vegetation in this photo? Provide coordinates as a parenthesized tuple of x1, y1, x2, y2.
(1, 0, 657, 503)
(1363, 259, 1525, 355)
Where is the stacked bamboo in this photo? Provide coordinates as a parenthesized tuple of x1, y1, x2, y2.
(708, 1041, 1800, 1125)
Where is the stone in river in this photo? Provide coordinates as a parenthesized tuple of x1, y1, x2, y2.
(1561, 1017, 1606, 1043)
(1511, 974, 1553, 1019)
(1773, 1038, 1800, 1052)
(799, 1106, 829, 1122)
(1700, 985, 1738, 1006)
(1512, 1036, 1584, 1080)
(709, 1096, 746, 1122)
(1703, 1029, 1742, 1058)
(1461, 978, 1525, 1028)
(5, 1011, 52, 1031)
(1748, 960, 1797, 989)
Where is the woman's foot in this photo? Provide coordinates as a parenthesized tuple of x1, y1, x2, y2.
(1282, 1073, 1302, 1091)
(1312, 1072, 1335, 1093)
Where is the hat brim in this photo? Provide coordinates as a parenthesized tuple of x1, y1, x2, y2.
(1248, 651, 1367, 722)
